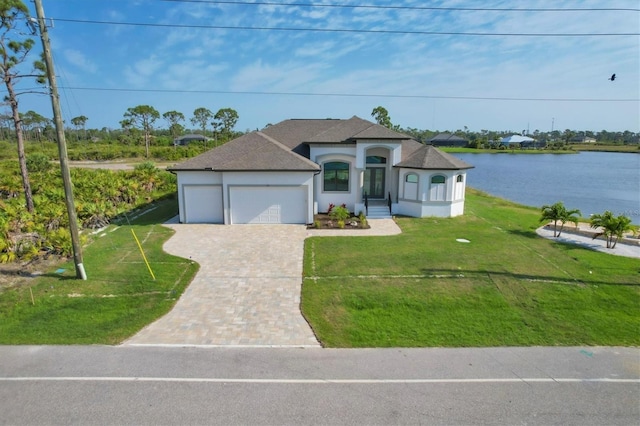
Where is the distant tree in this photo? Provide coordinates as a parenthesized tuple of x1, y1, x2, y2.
(123, 105, 159, 157)
(191, 107, 213, 137)
(0, 0, 46, 213)
(163, 110, 185, 141)
(71, 115, 88, 140)
(590, 211, 635, 249)
(371, 106, 392, 129)
(563, 129, 575, 143)
(539, 202, 581, 237)
(213, 107, 239, 142)
(21, 110, 49, 141)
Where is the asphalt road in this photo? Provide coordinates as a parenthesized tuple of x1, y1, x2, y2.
(1, 346, 638, 425)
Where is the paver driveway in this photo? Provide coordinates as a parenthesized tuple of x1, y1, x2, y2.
(124, 223, 320, 347)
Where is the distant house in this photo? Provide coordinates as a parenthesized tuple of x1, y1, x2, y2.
(173, 134, 211, 146)
(571, 135, 597, 143)
(500, 134, 544, 149)
(427, 133, 468, 147)
(169, 116, 474, 224)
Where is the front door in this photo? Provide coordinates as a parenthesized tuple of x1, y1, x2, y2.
(364, 167, 385, 199)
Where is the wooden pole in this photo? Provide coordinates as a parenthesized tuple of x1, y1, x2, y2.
(34, 0, 86, 280)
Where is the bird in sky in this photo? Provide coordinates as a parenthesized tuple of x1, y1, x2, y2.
(609, 73, 616, 81)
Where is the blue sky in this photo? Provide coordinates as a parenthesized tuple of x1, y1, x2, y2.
(12, 0, 640, 133)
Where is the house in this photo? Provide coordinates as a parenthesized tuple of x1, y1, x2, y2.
(169, 116, 473, 224)
(571, 135, 597, 144)
(427, 133, 468, 147)
(500, 134, 544, 149)
(173, 133, 212, 146)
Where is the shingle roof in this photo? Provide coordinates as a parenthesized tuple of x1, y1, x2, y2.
(261, 119, 341, 150)
(305, 116, 410, 143)
(168, 131, 320, 172)
(427, 133, 467, 143)
(169, 116, 470, 172)
(395, 144, 474, 170)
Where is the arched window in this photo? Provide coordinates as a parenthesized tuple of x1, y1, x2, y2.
(456, 175, 463, 183)
(323, 161, 350, 192)
(404, 173, 419, 200)
(430, 175, 446, 201)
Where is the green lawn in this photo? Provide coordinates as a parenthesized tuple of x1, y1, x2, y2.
(0, 197, 199, 344)
(2, 189, 638, 347)
(302, 189, 640, 347)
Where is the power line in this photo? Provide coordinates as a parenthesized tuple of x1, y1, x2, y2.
(56, 86, 639, 102)
(161, 0, 640, 13)
(51, 18, 639, 37)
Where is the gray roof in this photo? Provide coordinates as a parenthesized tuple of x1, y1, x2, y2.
(427, 133, 467, 143)
(261, 119, 341, 150)
(395, 145, 474, 170)
(306, 116, 410, 143)
(174, 133, 210, 141)
(170, 116, 469, 172)
(169, 131, 320, 172)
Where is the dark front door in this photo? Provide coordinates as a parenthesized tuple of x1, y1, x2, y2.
(364, 167, 385, 199)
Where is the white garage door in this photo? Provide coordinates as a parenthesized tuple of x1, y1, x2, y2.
(183, 185, 223, 223)
(230, 186, 307, 224)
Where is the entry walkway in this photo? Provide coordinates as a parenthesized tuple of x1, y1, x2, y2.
(124, 219, 401, 347)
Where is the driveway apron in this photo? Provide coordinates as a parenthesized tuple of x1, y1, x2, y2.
(124, 224, 320, 347)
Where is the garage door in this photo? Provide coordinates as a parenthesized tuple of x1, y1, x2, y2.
(183, 185, 223, 223)
(230, 186, 307, 224)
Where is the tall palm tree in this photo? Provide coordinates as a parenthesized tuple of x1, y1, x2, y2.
(539, 202, 581, 237)
(590, 211, 635, 249)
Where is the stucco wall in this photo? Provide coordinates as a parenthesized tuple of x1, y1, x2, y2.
(175, 170, 315, 224)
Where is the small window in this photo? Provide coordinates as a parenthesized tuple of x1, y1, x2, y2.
(430, 175, 446, 201)
(366, 156, 387, 164)
(456, 175, 463, 183)
(405, 174, 418, 183)
(324, 161, 350, 192)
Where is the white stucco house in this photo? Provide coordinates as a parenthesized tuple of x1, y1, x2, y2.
(169, 116, 473, 224)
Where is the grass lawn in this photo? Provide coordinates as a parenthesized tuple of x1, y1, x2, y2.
(302, 189, 640, 347)
(0, 196, 198, 344)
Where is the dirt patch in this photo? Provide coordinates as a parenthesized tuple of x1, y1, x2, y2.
(0, 255, 66, 292)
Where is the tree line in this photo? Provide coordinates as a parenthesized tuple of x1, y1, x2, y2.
(371, 106, 639, 146)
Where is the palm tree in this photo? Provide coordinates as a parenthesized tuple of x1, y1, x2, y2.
(590, 211, 635, 249)
(539, 202, 581, 237)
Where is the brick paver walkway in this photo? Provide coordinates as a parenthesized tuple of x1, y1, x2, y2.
(124, 219, 401, 347)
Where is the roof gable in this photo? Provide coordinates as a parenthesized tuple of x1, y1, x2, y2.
(395, 145, 474, 170)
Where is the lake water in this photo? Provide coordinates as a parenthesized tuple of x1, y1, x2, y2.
(451, 151, 640, 225)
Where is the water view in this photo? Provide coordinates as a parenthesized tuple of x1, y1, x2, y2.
(451, 151, 640, 225)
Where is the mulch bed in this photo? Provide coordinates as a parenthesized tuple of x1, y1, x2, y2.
(307, 214, 370, 230)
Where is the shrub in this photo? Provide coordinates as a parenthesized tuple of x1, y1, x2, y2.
(329, 205, 350, 222)
(134, 161, 156, 173)
(26, 153, 51, 173)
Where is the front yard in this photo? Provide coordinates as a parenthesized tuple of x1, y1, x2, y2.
(301, 189, 640, 347)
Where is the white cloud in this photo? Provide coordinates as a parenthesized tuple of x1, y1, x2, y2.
(123, 56, 165, 87)
(63, 49, 98, 74)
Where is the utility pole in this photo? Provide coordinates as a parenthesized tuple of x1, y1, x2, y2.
(33, 0, 87, 280)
